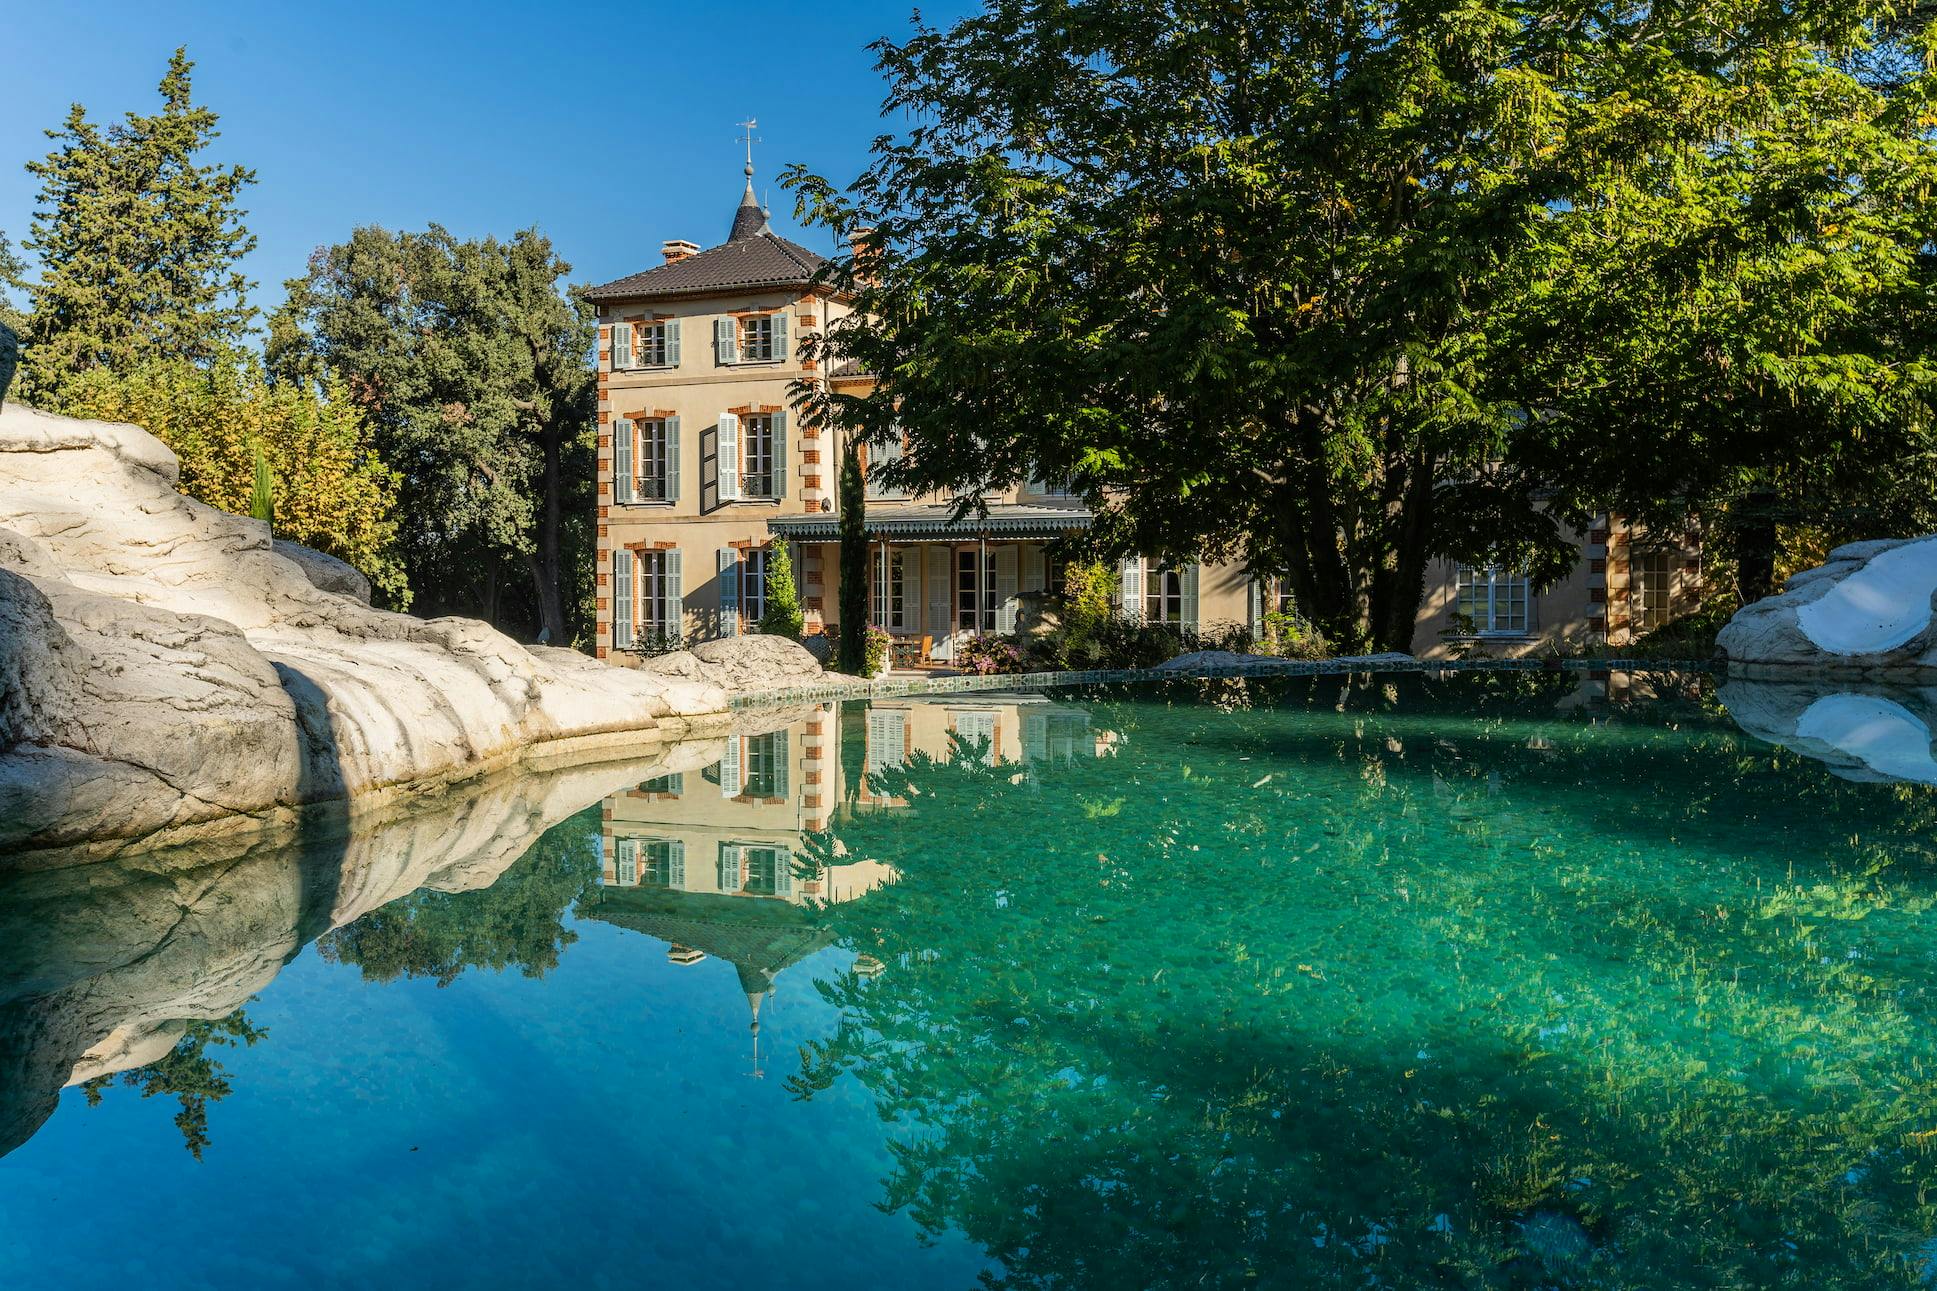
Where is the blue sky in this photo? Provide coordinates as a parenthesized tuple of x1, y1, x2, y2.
(0, 0, 970, 308)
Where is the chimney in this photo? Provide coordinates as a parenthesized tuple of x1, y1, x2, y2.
(661, 239, 700, 264)
(848, 227, 878, 285)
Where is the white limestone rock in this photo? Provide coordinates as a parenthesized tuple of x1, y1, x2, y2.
(1718, 536, 1937, 674)
(1718, 678, 1937, 785)
(0, 402, 819, 853)
(272, 538, 371, 604)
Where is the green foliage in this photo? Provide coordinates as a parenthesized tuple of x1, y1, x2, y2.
(1254, 607, 1327, 661)
(786, 1, 1937, 652)
(0, 231, 26, 336)
(316, 804, 602, 986)
(759, 541, 805, 639)
(248, 442, 274, 529)
(836, 440, 869, 673)
(81, 1007, 266, 1160)
(58, 358, 409, 607)
(269, 225, 595, 642)
(1058, 558, 1114, 654)
(13, 49, 256, 406)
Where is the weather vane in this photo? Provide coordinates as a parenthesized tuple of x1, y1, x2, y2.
(737, 117, 761, 178)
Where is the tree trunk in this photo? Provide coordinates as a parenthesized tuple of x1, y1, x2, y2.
(527, 421, 567, 644)
(1734, 485, 1780, 606)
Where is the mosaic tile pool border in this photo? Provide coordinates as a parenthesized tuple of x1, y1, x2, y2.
(731, 656, 1722, 709)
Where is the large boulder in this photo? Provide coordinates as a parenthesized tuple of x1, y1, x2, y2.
(1718, 536, 1937, 675)
(272, 538, 371, 604)
(0, 402, 821, 854)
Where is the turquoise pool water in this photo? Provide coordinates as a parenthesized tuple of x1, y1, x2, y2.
(3, 671, 1937, 1288)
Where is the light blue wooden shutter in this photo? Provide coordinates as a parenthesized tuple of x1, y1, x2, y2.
(774, 312, 789, 362)
(773, 848, 794, 896)
(772, 409, 788, 499)
(720, 739, 742, 799)
(612, 548, 634, 648)
(995, 546, 1019, 633)
(665, 417, 681, 503)
(1182, 563, 1201, 634)
(719, 546, 741, 636)
(928, 547, 951, 634)
(613, 419, 634, 504)
(1120, 557, 1142, 619)
(611, 323, 632, 370)
(663, 549, 683, 641)
(717, 841, 743, 889)
(717, 414, 741, 500)
(714, 317, 737, 365)
(1023, 546, 1046, 592)
(667, 840, 686, 887)
(667, 319, 681, 367)
(1249, 577, 1264, 641)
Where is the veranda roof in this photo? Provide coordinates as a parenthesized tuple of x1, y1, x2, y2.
(767, 503, 1093, 543)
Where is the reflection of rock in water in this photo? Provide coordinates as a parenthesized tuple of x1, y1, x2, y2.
(1719, 679, 1937, 786)
(0, 734, 741, 1159)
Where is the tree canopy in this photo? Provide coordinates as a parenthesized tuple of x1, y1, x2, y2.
(12, 48, 256, 407)
(269, 225, 597, 642)
(787, 0, 1937, 649)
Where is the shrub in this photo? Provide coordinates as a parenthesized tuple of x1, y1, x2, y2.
(958, 635, 1027, 675)
(821, 623, 893, 676)
(1255, 608, 1328, 660)
(758, 542, 805, 639)
(620, 630, 683, 660)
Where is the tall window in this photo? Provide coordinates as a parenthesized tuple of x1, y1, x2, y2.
(739, 314, 777, 362)
(613, 418, 677, 504)
(1631, 549, 1674, 633)
(741, 547, 769, 624)
(1044, 553, 1068, 599)
(957, 549, 995, 630)
(743, 846, 794, 898)
(741, 415, 778, 498)
(952, 710, 999, 764)
(638, 772, 683, 795)
(617, 549, 680, 641)
(865, 435, 908, 499)
(873, 549, 910, 630)
(641, 839, 684, 889)
(1144, 562, 1186, 625)
(1454, 564, 1531, 635)
(866, 710, 908, 779)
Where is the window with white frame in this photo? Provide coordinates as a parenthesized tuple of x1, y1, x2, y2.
(957, 549, 996, 630)
(641, 838, 684, 888)
(635, 321, 677, 368)
(743, 846, 794, 898)
(638, 772, 683, 795)
(951, 709, 999, 764)
(614, 417, 677, 504)
(1631, 549, 1674, 633)
(613, 549, 681, 647)
(865, 434, 908, 499)
(740, 314, 778, 362)
(741, 547, 769, 624)
(743, 729, 789, 798)
(1454, 564, 1531, 635)
(1144, 562, 1186, 625)
(741, 414, 778, 498)
(873, 549, 911, 631)
(866, 710, 908, 779)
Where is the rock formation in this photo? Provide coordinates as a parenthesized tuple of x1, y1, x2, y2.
(1718, 536, 1937, 675)
(1718, 677, 1937, 786)
(0, 402, 825, 854)
(0, 732, 760, 1158)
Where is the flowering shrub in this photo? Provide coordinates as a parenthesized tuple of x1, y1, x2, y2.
(958, 634, 1027, 675)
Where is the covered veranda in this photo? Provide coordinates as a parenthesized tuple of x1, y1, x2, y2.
(767, 503, 1093, 666)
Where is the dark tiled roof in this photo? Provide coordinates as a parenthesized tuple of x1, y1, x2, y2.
(584, 178, 829, 303)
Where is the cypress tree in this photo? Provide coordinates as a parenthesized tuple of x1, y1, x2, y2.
(16, 48, 257, 406)
(837, 439, 869, 674)
(759, 541, 805, 639)
(249, 442, 275, 531)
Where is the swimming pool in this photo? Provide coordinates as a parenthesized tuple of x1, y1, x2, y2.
(4, 670, 1935, 1288)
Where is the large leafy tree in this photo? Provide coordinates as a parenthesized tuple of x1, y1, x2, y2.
(13, 48, 256, 406)
(787, 0, 1934, 650)
(269, 226, 596, 642)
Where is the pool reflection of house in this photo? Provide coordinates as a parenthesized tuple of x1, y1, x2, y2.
(587, 697, 1109, 1069)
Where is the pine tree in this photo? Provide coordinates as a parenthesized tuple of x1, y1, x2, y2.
(759, 541, 805, 639)
(16, 48, 256, 406)
(837, 440, 869, 674)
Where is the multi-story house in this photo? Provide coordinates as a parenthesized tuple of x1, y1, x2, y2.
(589, 167, 1699, 664)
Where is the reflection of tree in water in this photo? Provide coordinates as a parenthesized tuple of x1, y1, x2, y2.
(797, 673, 1937, 1288)
(81, 1008, 266, 1160)
(317, 805, 603, 986)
